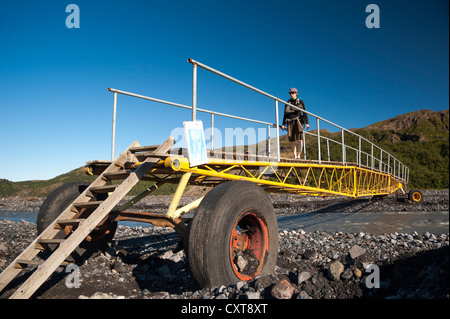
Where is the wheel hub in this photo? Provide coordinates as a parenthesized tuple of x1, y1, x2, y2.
(229, 211, 269, 281)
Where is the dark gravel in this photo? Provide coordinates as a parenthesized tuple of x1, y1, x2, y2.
(0, 190, 448, 299)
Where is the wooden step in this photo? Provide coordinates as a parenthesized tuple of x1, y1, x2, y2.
(103, 171, 131, 180)
(15, 259, 69, 269)
(55, 219, 85, 227)
(129, 145, 159, 153)
(37, 239, 65, 245)
(136, 152, 170, 159)
(73, 201, 103, 209)
(35, 239, 65, 250)
(89, 185, 119, 193)
(15, 259, 43, 268)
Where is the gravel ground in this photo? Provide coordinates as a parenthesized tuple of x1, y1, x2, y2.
(0, 190, 448, 300)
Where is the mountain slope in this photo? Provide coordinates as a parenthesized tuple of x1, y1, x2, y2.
(356, 109, 449, 189)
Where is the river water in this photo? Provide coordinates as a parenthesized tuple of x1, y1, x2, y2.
(1, 210, 448, 235)
(277, 210, 449, 235)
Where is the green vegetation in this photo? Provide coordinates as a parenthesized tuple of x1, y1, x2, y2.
(1, 109, 448, 197)
(0, 169, 180, 198)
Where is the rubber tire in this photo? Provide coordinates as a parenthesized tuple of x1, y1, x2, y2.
(184, 181, 278, 288)
(408, 189, 423, 203)
(37, 182, 117, 261)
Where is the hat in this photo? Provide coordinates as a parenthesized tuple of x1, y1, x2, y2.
(289, 88, 298, 93)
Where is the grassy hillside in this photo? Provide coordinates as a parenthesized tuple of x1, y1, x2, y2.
(1, 109, 448, 197)
(357, 109, 449, 189)
(0, 167, 179, 198)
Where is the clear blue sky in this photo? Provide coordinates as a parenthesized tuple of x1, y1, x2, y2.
(0, 0, 448, 181)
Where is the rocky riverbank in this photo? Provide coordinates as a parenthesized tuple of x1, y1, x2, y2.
(0, 190, 448, 299)
(0, 220, 448, 299)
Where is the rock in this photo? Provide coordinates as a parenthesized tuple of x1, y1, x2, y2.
(349, 245, 366, 259)
(157, 265, 172, 279)
(271, 279, 295, 299)
(245, 291, 261, 299)
(160, 250, 173, 259)
(341, 268, 353, 280)
(79, 292, 125, 299)
(168, 251, 184, 263)
(0, 244, 9, 254)
(233, 280, 245, 291)
(215, 285, 226, 295)
(354, 268, 362, 278)
(104, 245, 116, 259)
(303, 249, 317, 260)
(111, 260, 128, 273)
(328, 261, 344, 281)
(297, 290, 312, 299)
(297, 271, 312, 285)
(236, 255, 248, 272)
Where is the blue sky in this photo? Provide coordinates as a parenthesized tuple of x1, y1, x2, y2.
(0, 0, 448, 182)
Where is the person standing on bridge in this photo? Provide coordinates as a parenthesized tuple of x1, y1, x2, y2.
(281, 88, 309, 159)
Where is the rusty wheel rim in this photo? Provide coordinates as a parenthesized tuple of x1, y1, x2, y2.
(229, 211, 269, 281)
(412, 192, 422, 202)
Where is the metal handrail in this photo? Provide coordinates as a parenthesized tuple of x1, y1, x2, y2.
(107, 59, 409, 184)
(187, 59, 409, 183)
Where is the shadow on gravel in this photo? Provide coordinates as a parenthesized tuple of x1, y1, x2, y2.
(116, 232, 200, 296)
(363, 246, 449, 299)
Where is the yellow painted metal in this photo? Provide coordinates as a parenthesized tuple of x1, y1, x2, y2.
(170, 196, 204, 219)
(166, 172, 193, 218)
(161, 157, 404, 198)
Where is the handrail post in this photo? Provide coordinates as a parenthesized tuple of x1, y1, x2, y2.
(326, 139, 330, 162)
(387, 154, 390, 175)
(275, 100, 280, 162)
(379, 150, 383, 171)
(192, 62, 197, 121)
(316, 118, 321, 163)
(111, 91, 117, 161)
(211, 113, 214, 151)
(371, 144, 374, 169)
(358, 136, 362, 167)
(393, 158, 396, 179)
(267, 124, 271, 157)
(302, 131, 306, 160)
(341, 129, 345, 164)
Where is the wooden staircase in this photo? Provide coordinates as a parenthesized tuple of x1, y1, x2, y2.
(0, 137, 174, 299)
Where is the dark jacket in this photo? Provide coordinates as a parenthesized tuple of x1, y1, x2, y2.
(282, 98, 309, 126)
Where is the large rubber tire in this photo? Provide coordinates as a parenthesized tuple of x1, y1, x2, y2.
(185, 181, 278, 288)
(37, 182, 117, 261)
(408, 189, 423, 203)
